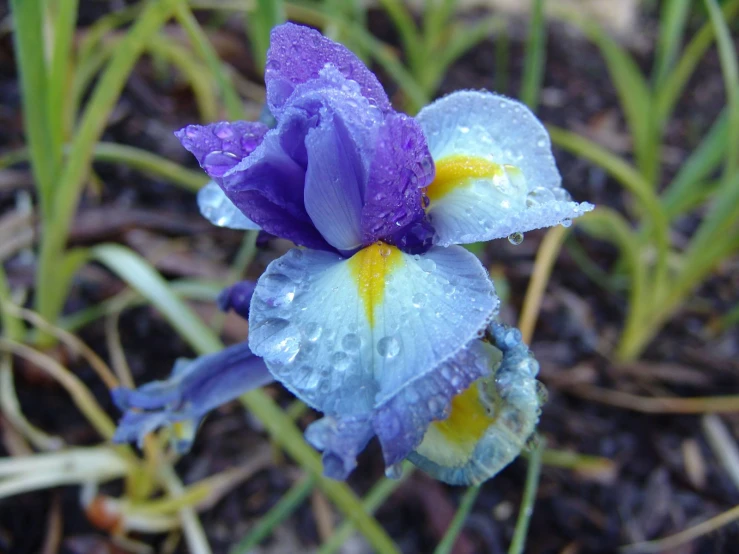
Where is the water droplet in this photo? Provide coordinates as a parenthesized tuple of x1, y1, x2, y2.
(418, 258, 437, 273)
(535, 381, 548, 404)
(377, 336, 401, 359)
(261, 273, 296, 306)
(526, 186, 554, 208)
(304, 323, 322, 342)
(411, 293, 424, 308)
(385, 463, 403, 479)
(560, 218, 572, 228)
(552, 188, 572, 202)
(251, 318, 300, 364)
(202, 151, 240, 177)
(341, 333, 361, 352)
(265, 59, 281, 71)
(214, 122, 234, 139)
(508, 232, 524, 245)
(459, 126, 470, 134)
(331, 351, 351, 371)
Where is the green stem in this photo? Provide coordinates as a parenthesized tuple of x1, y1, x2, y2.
(508, 438, 544, 554)
(433, 486, 481, 554)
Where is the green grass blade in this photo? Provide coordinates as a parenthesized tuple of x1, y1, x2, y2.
(0, 266, 24, 341)
(653, 0, 691, 87)
(520, 0, 546, 110)
(507, 438, 544, 554)
(564, 16, 655, 182)
(377, 0, 422, 74)
(547, 126, 669, 263)
(703, 0, 739, 183)
(434, 485, 481, 554)
(663, 109, 727, 217)
(246, 0, 285, 73)
(0, 144, 207, 192)
(656, 0, 739, 125)
(91, 244, 222, 354)
(231, 475, 317, 553)
(171, 0, 245, 120)
(495, 26, 510, 93)
(47, 0, 79, 172)
(423, 0, 457, 52)
(35, 0, 173, 327)
(9, 0, 55, 218)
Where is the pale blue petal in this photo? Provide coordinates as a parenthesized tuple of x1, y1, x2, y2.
(248, 244, 498, 424)
(305, 415, 374, 479)
(416, 90, 593, 246)
(198, 181, 261, 230)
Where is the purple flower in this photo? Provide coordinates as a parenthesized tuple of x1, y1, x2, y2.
(114, 23, 592, 485)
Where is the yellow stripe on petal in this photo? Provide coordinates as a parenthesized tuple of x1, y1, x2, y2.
(425, 155, 503, 203)
(348, 242, 403, 327)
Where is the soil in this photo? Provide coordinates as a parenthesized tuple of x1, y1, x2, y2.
(0, 3, 738, 554)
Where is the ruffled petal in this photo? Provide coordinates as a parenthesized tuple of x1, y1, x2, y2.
(266, 22, 391, 116)
(416, 91, 593, 246)
(408, 322, 546, 485)
(112, 342, 273, 452)
(305, 415, 374, 479)
(362, 113, 435, 250)
(248, 243, 498, 422)
(197, 181, 261, 230)
(175, 121, 269, 179)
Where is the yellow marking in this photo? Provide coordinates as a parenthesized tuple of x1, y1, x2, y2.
(434, 381, 494, 451)
(347, 242, 403, 327)
(425, 155, 502, 203)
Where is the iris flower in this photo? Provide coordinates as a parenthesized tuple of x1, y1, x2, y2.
(113, 23, 592, 485)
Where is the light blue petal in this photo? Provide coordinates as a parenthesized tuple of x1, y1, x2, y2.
(305, 415, 374, 479)
(416, 90, 593, 246)
(248, 245, 498, 423)
(408, 321, 546, 485)
(198, 181, 261, 230)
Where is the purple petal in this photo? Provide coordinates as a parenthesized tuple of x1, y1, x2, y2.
(218, 280, 257, 320)
(304, 109, 365, 251)
(176, 121, 269, 179)
(372, 339, 495, 466)
(305, 415, 375, 479)
(112, 342, 274, 452)
(221, 127, 333, 251)
(362, 114, 435, 247)
(265, 23, 391, 116)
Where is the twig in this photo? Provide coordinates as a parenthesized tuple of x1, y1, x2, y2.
(620, 504, 739, 553)
(567, 385, 739, 414)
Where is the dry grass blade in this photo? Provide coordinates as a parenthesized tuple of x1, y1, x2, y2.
(702, 414, 739, 491)
(620, 504, 739, 553)
(568, 385, 739, 414)
(2, 301, 119, 389)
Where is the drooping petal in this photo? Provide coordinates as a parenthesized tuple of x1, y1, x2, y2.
(416, 91, 593, 246)
(197, 181, 261, 230)
(248, 243, 497, 425)
(175, 121, 269, 179)
(373, 339, 497, 469)
(362, 113, 435, 250)
(265, 22, 391, 116)
(218, 280, 257, 320)
(305, 414, 375, 480)
(408, 321, 546, 485)
(112, 342, 273, 452)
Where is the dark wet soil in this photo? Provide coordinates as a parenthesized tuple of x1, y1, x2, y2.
(1, 4, 738, 554)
